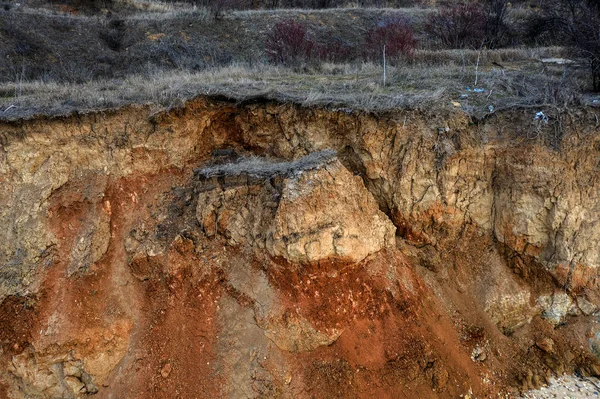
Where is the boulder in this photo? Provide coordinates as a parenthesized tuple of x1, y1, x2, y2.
(196, 152, 396, 264)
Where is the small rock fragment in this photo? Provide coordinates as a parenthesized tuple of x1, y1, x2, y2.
(536, 337, 555, 353)
(538, 292, 574, 327)
(160, 363, 172, 378)
(64, 376, 86, 394)
(284, 371, 293, 385)
(471, 346, 487, 362)
(577, 296, 598, 316)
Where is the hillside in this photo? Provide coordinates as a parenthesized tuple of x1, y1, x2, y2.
(2, 98, 600, 399)
(2, 2, 600, 399)
(0, 1, 593, 120)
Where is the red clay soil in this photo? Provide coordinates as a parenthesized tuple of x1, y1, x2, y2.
(81, 171, 222, 399)
(0, 296, 37, 399)
(264, 251, 495, 399)
(0, 295, 37, 365)
(24, 169, 223, 399)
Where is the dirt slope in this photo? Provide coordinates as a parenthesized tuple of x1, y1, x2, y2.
(1, 98, 600, 398)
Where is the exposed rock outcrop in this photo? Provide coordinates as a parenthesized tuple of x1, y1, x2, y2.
(493, 150, 600, 292)
(7, 319, 131, 398)
(196, 152, 396, 264)
(2, 99, 600, 399)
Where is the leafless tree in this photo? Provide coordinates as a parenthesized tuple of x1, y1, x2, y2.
(483, 0, 510, 48)
(528, 0, 600, 91)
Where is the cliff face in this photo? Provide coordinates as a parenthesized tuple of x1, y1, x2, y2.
(1, 99, 600, 399)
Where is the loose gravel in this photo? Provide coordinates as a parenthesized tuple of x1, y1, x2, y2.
(521, 375, 600, 399)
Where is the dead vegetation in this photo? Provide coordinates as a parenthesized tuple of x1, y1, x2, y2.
(0, 0, 594, 119)
(0, 47, 585, 120)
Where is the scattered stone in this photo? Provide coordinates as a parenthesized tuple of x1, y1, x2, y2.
(536, 337, 555, 353)
(160, 362, 172, 378)
(538, 292, 574, 327)
(577, 296, 598, 316)
(520, 375, 600, 398)
(471, 346, 487, 362)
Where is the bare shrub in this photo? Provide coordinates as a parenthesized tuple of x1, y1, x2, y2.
(265, 19, 314, 65)
(177, 0, 426, 9)
(194, 0, 246, 19)
(364, 17, 416, 61)
(483, 0, 510, 48)
(1, 22, 44, 57)
(527, 0, 600, 91)
(425, 3, 486, 49)
(99, 19, 127, 51)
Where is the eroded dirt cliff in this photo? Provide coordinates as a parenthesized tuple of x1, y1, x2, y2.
(1, 99, 600, 398)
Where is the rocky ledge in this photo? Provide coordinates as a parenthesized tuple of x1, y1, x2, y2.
(195, 150, 396, 264)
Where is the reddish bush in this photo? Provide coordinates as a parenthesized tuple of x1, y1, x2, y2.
(425, 4, 486, 49)
(364, 18, 416, 61)
(265, 19, 314, 64)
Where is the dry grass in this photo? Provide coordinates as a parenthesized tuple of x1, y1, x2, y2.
(0, 52, 589, 120)
(231, 6, 432, 16)
(410, 47, 564, 66)
(127, 2, 212, 20)
(1, 5, 427, 83)
(0, 2, 551, 82)
(0, 2, 589, 120)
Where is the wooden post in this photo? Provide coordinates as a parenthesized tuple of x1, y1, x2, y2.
(474, 50, 480, 87)
(383, 45, 387, 87)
